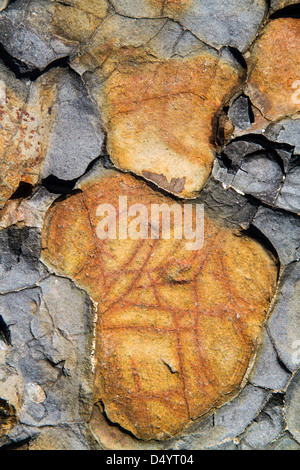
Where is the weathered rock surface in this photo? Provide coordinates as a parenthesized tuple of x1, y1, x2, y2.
(239, 394, 286, 450)
(0, 62, 104, 210)
(0, 0, 77, 71)
(41, 166, 277, 440)
(246, 18, 300, 123)
(73, 18, 244, 197)
(0, 0, 299, 452)
(110, 0, 267, 52)
(270, 0, 300, 12)
(285, 370, 300, 444)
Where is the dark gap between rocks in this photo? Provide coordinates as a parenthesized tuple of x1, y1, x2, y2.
(10, 182, 34, 200)
(0, 41, 70, 80)
(270, 3, 300, 19)
(0, 315, 12, 346)
(245, 223, 280, 273)
(42, 175, 78, 194)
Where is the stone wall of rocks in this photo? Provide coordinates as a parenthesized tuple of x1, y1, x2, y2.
(0, 0, 299, 450)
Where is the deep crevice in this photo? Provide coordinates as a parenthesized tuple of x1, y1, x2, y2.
(0, 315, 12, 346)
(9, 182, 34, 200)
(0, 41, 71, 80)
(246, 223, 280, 272)
(42, 175, 78, 194)
(270, 3, 300, 19)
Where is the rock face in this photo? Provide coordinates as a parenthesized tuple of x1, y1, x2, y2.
(71, 16, 244, 198)
(0, 0, 300, 451)
(0, 63, 104, 209)
(246, 18, 300, 123)
(41, 167, 277, 440)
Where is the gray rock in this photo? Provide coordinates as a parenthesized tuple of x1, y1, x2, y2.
(111, 0, 267, 52)
(0, 0, 77, 70)
(0, 227, 47, 294)
(166, 385, 271, 449)
(268, 262, 300, 372)
(265, 117, 300, 155)
(285, 370, 300, 444)
(228, 95, 253, 131)
(267, 432, 300, 450)
(250, 329, 292, 392)
(41, 69, 105, 181)
(213, 153, 283, 205)
(252, 207, 300, 265)
(239, 394, 286, 450)
(275, 156, 300, 214)
(197, 178, 258, 230)
(0, 276, 94, 437)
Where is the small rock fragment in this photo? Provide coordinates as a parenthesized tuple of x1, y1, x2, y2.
(239, 394, 286, 450)
(250, 329, 292, 392)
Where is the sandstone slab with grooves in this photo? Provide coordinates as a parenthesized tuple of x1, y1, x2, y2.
(41, 166, 277, 441)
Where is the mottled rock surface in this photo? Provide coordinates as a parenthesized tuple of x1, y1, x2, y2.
(0, 0, 299, 451)
(41, 167, 277, 440)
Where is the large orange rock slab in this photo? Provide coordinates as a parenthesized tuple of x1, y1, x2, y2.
(246, 18, 300, 123)
(73, 17, 244, 198)
(42, 167, 278, 441)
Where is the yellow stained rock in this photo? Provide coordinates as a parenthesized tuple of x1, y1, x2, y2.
(246, 18, 300, 123)
(42, 168, 278, 441)
(72, 16, 244, 198)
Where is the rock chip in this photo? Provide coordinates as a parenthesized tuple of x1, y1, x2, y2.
(239, 394, 286, 450)
(41, 166, 277, 441)
(250, 329, 292, 392)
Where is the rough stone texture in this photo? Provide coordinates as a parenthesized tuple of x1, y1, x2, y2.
(246, 18, 300, 123)
(0, 0, 77, 70)
(268, 262, 300, 372)
(0, 63, 104, 209)
(40, 68, 105, 181)
(72, 17, 244, 198)
(111, 0, 267, 52)
(270, 0, 300, 12)
(0, 272, 95, 447)
(41, 166, 277, 441)
(285, 370, 300, 444)
(0, 0, 299, 451)
(249, 329, 292, 392)
(239, 394, 286, 450)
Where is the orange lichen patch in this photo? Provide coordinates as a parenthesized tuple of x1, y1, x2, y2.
(147, 0, 191, 15)
(93, 48, 243, 198)
(246, 18, 300, 123)
(42, 169, 278, 441)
